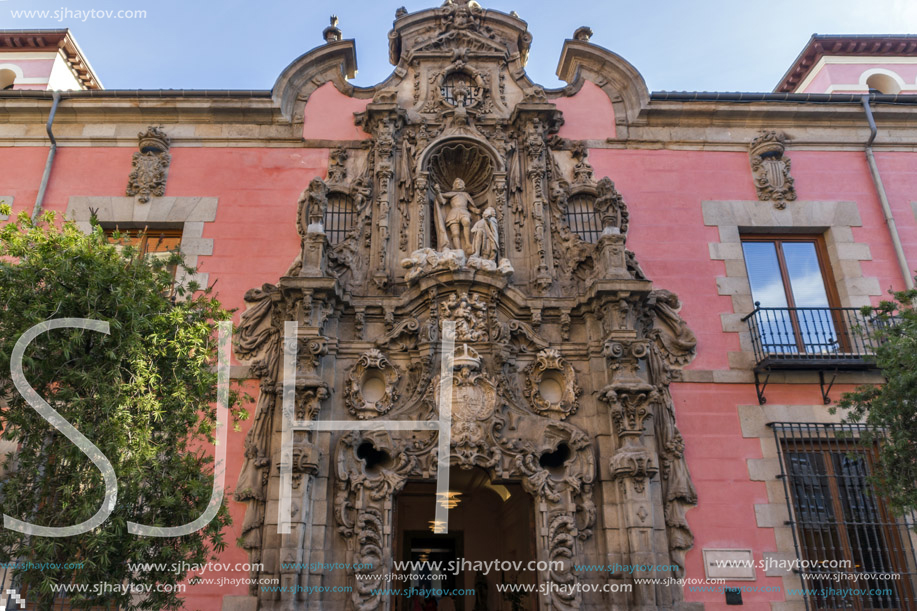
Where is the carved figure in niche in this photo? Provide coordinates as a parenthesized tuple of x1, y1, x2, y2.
(433, 178, 481, 254)
(470, 206, 498, 261)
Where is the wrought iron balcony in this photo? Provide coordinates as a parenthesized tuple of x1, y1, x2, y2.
(741, 305, 887, 404)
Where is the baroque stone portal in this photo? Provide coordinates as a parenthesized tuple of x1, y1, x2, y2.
(233, 2, 702, 609)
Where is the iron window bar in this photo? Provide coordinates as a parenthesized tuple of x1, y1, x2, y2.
(770, 422, 917, 611)
(564, 194, 603, 244)
(742, 305, 887, 405)
(324, 192, 356, 246)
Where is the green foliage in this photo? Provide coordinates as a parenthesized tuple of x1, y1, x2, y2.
(0, 212, 247, 610)
(834, 283, 917, 516)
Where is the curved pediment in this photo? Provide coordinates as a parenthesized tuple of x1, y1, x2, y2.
(274, 1, 649, 134)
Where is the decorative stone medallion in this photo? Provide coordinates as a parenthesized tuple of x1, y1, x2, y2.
(344, 349, 400, 419)
(523, 348, 581, 420)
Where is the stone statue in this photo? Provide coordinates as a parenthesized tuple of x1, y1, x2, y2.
(471, 206, 499, 261)
(433, 178, 480, 254)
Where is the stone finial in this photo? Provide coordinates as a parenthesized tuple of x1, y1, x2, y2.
(323, 15, 342, 43)
(395, 6, 408, 18)
(573, 26, 593, 42)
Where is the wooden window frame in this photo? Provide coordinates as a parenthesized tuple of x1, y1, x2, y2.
(741, 234, 848, 353)
(104, 227, 183, 255)
(104, 226, 183, 282)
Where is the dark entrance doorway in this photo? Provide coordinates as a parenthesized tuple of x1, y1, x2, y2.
(394, 467, 536, 611)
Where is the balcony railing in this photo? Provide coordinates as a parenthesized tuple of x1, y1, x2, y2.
(742, 305, 888, 404)
(742, 305, 887, 370)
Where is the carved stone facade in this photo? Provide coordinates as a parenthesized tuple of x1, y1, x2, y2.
(232, 3, 701, 609)
(126, 126, 171, 203)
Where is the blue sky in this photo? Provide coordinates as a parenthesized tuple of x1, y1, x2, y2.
(3, 0, 916, 92)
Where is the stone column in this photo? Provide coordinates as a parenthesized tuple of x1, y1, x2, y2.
(599, 337, 661, 609)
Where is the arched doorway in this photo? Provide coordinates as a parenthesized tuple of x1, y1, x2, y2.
(394, 466, 536, 611)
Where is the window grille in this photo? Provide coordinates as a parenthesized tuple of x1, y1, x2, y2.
(440, 72, 480, 107)
(772, 422, 917, 610)
(564, 194, 603, 243)
(324, 192, 356, 246)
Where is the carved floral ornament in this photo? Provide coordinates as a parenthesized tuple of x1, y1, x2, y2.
(523, 348, 581, 420)
(126, 126, 171, 204)
(344, 349, 401, 420)
(749, 130, 797, 208)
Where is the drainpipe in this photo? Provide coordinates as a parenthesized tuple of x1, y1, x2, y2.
(30, 90, 62, 222)
(862, 95, 915, 290)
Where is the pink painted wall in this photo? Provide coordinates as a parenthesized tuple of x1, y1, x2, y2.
(2, 74, 916, 609)
(0, 143, 329, 607)
(673, 383, 777, 610)
(302, 81, 370, 141)
(588, 148, 752, 372)
(554, 80, 616, 140)
(800, 61, 917, 93)
(0, 57, 53, 78)
(674, 382, 865, 609)
(0, 57, 54, 90)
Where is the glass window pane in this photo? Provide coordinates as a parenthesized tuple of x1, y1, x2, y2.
(743, 241, 794, 353)
(781, 242, 837, 354)
(743, 242, 788, 308)
(781, 242, 830, 308)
